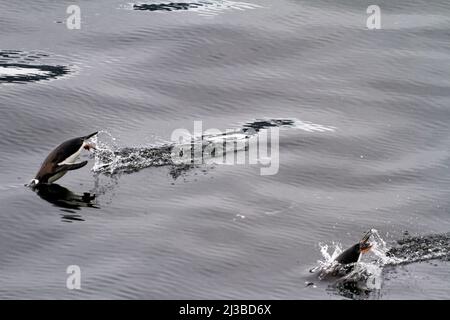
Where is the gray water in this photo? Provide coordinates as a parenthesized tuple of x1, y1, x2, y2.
(1, 0, 450, 299)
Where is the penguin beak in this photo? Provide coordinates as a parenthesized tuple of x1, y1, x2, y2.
(359, 229, 373, 254)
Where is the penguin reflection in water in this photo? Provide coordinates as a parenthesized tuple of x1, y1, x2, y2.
(35, 184, 97, 210)
(27, 132, 98, 208)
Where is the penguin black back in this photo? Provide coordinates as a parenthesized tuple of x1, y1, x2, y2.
(335, 243, 362, 264)
(40, 137, 84, 166)
(335, 231, 373, 265)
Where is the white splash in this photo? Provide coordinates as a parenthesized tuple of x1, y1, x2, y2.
(309, 242, 342, 278)
(339, 262, 383, 291)
(90, 130, 120, 174)
(369, 229, 403, 265)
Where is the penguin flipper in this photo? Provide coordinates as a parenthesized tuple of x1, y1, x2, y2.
(56, 161, 88, 173)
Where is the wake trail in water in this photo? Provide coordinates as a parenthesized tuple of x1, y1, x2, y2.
(386, 232, 450, 264)
(131, 1, 261, 16)
(0, 50, 71, 84)
(91, 118, 335, 176)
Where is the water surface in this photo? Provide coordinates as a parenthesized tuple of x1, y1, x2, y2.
(1, 0, 450, 299)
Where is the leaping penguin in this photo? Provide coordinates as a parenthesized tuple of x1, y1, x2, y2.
(334, 230, 373, 265)
(28, 132, 98, 187)
(309, 230, 374, 276)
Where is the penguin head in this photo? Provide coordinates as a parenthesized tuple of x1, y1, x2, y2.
(27, 178, 40, 188)
(358, 230, 373, 255)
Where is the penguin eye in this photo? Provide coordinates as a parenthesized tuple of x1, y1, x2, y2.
(84, 144, 90, 150)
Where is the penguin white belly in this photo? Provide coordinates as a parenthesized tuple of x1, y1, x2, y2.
(58, 144, 84, 165)
(51, 144, 85, 183)
(48, 170, 68, 183)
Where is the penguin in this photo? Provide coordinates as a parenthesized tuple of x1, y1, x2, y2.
(335, 230, 373, 265)
(309, 230, 374, 275)
(28, 132, 98, 187)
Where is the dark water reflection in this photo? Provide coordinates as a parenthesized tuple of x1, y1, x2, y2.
(33, 184, 98, 222)
(34, 184, 97, 210)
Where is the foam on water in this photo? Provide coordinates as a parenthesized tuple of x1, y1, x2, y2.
(131, 1, 261, 16)
(0, 50, 71, 84)
(387, 233, 450, 264)
(91, 118, 335, 174)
